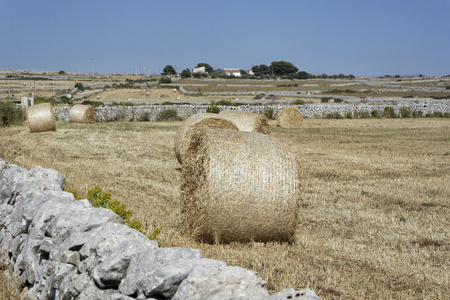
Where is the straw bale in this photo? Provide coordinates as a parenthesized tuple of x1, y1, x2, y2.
(25, 103, 56, 133)
(69, 104, 97, 123)
(175, 113, 238, 164)
(181, 128, 300, 243)
(277, 107, 303, 128)
(219, 110, 270, 134)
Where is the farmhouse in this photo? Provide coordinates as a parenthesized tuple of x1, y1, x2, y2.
(224, 68, 241, 77)
(192, 66, 206, 73)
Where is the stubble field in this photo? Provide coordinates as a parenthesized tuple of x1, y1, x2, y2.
(0, 118, 449, 299)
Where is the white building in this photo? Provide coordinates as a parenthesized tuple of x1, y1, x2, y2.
(224, 68, 241, 77)
(192, 66, 206, 73)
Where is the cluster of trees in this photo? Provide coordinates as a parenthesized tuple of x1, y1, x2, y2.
(161, 61, 355, 80)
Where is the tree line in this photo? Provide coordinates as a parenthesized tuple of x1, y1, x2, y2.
(161, 61, 355, 80)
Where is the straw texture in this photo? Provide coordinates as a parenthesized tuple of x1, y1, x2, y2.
(175, 113, 238, 164)
(69, 104, 97, 123)
(25, 103, 56, 133)
(181, 128, 300, 243)
(277, 107, 303, 128)
(219, 110, 270, 134)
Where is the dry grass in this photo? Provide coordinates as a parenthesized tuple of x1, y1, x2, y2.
(0, 118, 449, 299)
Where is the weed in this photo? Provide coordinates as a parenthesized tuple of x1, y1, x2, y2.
(293, 99, 305, 105)
(0, 102, 24, 127)
(263, 108, 274, 120)
(400, 107, 411, 118)
(206, 105, 220, 114)
(383, 106, 397, 118)
(156, 109, 180, 121)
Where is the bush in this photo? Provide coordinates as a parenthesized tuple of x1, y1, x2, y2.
(345, 111, 353, 119)
(383, 106, 397, 118)
(371, 110, 379, 118)
(0, 101, 24, 127)
(293, 99, 305, 105)
(156, 109, 180, 121)
(82, 100, 104, 107)
(75, 82, 85, 92)
(400, 106, 411, 118)
(159, 77, 172, 84)
(321, 97, 332, 103)
(334, 98, 344, 103)
(60, 95, 72, 104)
(139, 112, 151, 121)
(263, 108, 274, 120)
(206, 105, 220, 114)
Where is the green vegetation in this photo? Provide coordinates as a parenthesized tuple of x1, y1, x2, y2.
(75, 82, 85, 92)
(263, 107, 274, 120)
(293, 99, 305, 105)
(155, 109, 180, 121)
(206, 105, 220, 114)
(0, 101, 24, 127)
(383, 106, 398, 118)
(162, 65, 176, 75)
(400, 106, 411, 118)
(82, 100, 104, 107)
(181, 69, 191, 78)
(159, 77, 172, 84)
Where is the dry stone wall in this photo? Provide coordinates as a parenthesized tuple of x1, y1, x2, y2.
(54, 101, 449, 122)
(0, 158, 320, 300)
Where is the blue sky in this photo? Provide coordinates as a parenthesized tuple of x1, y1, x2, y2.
(1, 0, 449, 76)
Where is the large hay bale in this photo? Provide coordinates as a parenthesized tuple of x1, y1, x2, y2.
(69, 104, 97, 123)
(175, 113, 238, 164)
(219, 110, 270, 134)
(25, 103, 56, 133)
(277, 107, 303, 128)
(181, 128, 300, 243)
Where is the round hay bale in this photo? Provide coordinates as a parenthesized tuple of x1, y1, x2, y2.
(219, 110, 269, 134)
(69, 104, 97, 123)
(175, 113, 238, 164)
(25, 103, 56, 133)
(277, 107, 303, 128)
(181, 128, 300, 243)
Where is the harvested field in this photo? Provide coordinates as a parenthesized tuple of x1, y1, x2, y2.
(1, 116, 449, 298)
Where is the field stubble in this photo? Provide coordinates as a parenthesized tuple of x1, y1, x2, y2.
(0, 118, 448, 299)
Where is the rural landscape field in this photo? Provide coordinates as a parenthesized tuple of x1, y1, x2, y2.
(1, 70, 449, 299)
(1, 116, 449, 299)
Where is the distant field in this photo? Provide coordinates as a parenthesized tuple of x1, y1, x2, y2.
(1, 70, 449, 104)
(1, 118, 448, 299)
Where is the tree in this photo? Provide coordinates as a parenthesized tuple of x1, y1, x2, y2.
(58, 70, 66, 74)
(162, 65, 176, 75)
(210, 69, 226, 78)
(181, 69, 191, 78)
(251, 64, 270, 77)
(196, 63, 213, 73)
(270, 61, 298, 76)
(297, 71, 310, 79)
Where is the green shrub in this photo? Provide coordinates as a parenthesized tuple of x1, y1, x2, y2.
(35, 97, 58, 105)
(263, 108, 274, 120)
(156, 109, 180, 121)
(383, 106, 397, 118)
(206, 105, 220, 114)
(321, 97, 332, 103)
(112, 101, 135, 107)
(400, 106, 411, 118)
(82, 100, 104, 107)
(334, 98, 343, 103)
(75, 82, 85, 91)
(159, 77, 172, 84)
(345, 111, 353, 119)
(0, 101, 24, 127)
(161, 101, 174, 105)
(85, 186, 144, 232)
(371, 110, 379, 118)
(293, 99, 305, 105)
(60, 96, 72, 104)
(139, 112, 151, 121)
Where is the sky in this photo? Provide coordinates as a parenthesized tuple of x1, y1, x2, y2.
(1, 0, 449, 77)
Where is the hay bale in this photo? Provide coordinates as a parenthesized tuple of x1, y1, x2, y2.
(25, 103, 56, 133)
(69, 104, 97, 123)
(181, 128, 300, 243)
(219, 110, 270, 134)
(277, 107, 303, 128)
(175, 113, 238, 164)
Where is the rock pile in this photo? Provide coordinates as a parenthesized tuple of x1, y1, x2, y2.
(0, 158, 320, 299)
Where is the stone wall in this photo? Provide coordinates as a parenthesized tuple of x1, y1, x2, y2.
(0, 158, 320, 300)
(54, 101, 450, 122)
